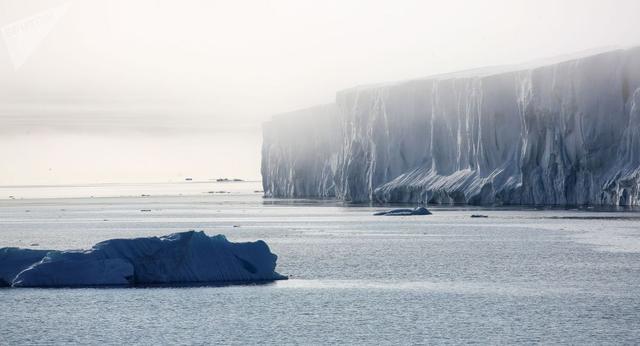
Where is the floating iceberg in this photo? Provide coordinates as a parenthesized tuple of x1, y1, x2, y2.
(262, 47, 640, 206)
(374, 207, 432, 216)
(0, 231, 286, 288)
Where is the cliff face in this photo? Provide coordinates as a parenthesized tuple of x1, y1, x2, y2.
(261, 104, 340, 198)
(262, 47, 640, 205)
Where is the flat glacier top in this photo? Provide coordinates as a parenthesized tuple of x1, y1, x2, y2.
(338, 45, 635, 94)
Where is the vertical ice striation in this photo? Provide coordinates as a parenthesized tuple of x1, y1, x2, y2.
(262, 47, 640, 206)
(261, 104, 340, 198)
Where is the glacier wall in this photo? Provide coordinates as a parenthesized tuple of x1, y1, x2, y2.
(262, 47, 640, 206)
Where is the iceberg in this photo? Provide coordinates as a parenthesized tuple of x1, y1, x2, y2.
(0, 231, 287, 288)
(374, 207, 432, 216)
(262, 46, 640, 206)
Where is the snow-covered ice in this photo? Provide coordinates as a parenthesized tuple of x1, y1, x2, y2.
(0, 231, 286, 287)
(262, 46, 640, 206)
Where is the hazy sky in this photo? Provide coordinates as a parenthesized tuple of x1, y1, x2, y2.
(1, 0, 639, 185)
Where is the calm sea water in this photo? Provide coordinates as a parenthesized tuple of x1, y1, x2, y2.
(1, 182, 639, 344)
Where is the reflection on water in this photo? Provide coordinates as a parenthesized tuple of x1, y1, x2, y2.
(275, 279, 578, 297)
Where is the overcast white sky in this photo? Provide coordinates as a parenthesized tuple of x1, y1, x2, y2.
(1, 0, 639, 185)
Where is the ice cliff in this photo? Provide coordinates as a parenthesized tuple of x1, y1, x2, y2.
(262, 47, 640, 206)
(0, 231, 286, 287)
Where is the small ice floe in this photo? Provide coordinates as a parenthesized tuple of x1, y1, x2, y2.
(374, 206, 432, 216)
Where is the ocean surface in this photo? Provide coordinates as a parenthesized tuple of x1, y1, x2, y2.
(1, 181, 640, 344)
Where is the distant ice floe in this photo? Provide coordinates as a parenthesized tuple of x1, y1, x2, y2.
(0, 231, 286, 287)
(374, 207, 432, 216)
(262, 46, 640, 206)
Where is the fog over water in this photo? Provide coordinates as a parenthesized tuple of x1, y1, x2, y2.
(1, 0, 639, 184)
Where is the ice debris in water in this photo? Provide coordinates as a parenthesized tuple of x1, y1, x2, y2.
(374, 206, 432, 216)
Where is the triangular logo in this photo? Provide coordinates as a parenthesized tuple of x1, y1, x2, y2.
(2, 2, 70, 70)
